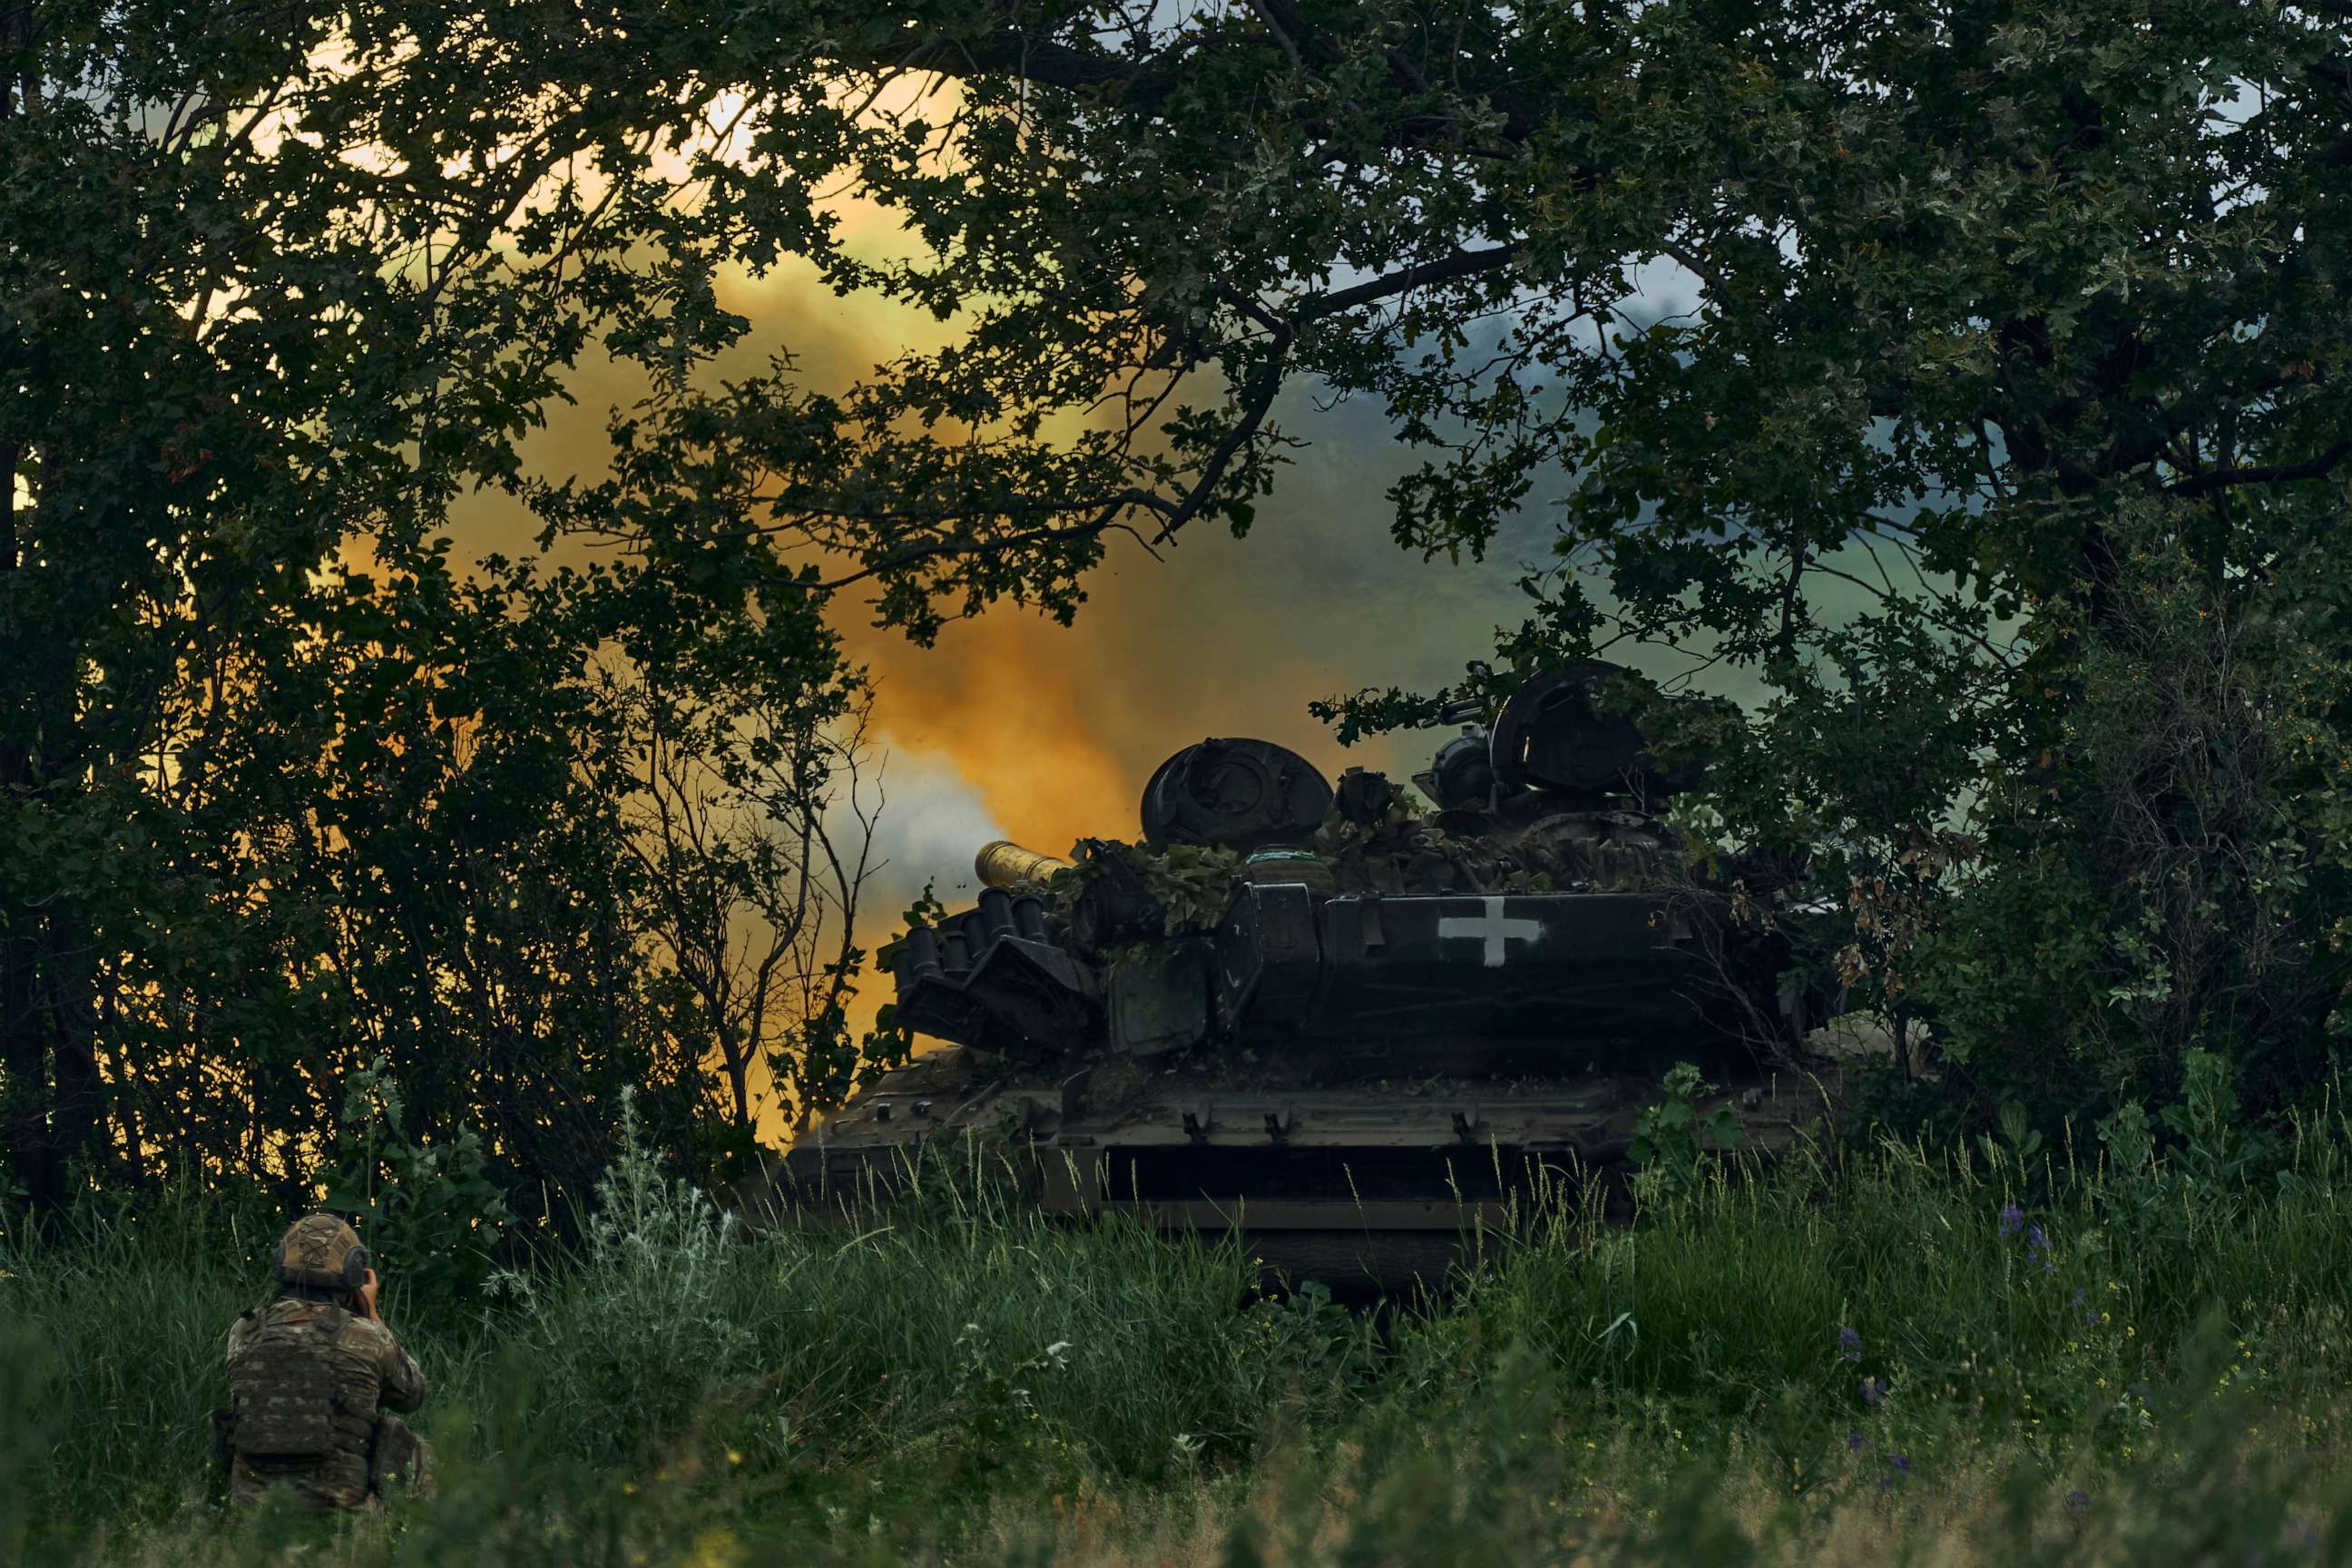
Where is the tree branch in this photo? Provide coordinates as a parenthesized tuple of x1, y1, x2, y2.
(1298, 244, 1523, 320)
(1246, 0, 1305, 69)
(2165, 440, 2352, 497)
(882, 24, 1192, 112)
(0, 441, 16, 575)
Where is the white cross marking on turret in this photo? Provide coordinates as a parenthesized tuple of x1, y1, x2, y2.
(1437, 896, 1545, 967)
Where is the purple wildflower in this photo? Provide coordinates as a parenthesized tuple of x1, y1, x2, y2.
(1846, 1432, 1869, 1453)
(1860, 1376, 1885, 1406)
(1889, 1453, 1910, 1475)
(1838, 1327, 1862, 1363)
(1998, 1202, 2025, 1238)
(2066, 1489, 2091, 1518)
(2026, 1224, 2057, 1274)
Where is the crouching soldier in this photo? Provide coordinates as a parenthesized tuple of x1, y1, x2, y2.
(212, 1213, 432, 1510)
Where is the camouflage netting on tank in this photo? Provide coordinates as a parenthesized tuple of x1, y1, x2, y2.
(1076, 840, 1244, 932)
(1311, 789, 1675, 897)
(906, 787, 1699, 956)
(968, 840, 1248, 940)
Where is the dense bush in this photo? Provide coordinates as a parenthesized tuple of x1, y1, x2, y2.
(1892, 532, 2352, 1127)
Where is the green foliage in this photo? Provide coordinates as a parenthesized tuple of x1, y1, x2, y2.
(1975, 1100, 2047, 1185)
(1897, 534, 2352, 1122)
(1248, 1279, 1380, 1393)
(2156, 1049, 2258, 1191)
(321, 1060, 513, 1314)
(948, 1318, 1074, 1480)
(1627, 1063, 1741, 1203)
(1069, 841, 1250, 936)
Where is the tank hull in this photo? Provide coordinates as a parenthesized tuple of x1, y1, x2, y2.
(748, 1044, 1835, 1290)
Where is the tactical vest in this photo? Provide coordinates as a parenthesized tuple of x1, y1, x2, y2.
(226, 1304, 355, 1461)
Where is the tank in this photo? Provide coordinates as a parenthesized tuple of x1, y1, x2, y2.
(751, 662, 1836, 1289)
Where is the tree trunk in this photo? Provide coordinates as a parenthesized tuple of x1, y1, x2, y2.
(0, 925, 48, 1210)
(43, 917, 102, 1199)
(0, 422, 45, 1209)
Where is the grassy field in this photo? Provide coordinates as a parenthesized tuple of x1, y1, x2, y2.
(11, 1108, 2352, 1566)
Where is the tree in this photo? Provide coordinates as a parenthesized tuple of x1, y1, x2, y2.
(0, 2, 891, 1216)
(621, 656, 890, 1142)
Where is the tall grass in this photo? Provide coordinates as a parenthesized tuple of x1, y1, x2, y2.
(1445, 1127, 2352, 1455)
(10, 1097, 2352, 1563)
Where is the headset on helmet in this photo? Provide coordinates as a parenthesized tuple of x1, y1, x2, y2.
(270, 1213, 370, 1292)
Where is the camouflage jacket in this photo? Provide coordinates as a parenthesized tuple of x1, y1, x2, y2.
(223, 1295, 426, 1509)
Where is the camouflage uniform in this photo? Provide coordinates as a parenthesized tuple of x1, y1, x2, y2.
(218, 1215, 432, 1511)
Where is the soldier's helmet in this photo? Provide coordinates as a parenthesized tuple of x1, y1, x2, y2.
(271, 1213, 369, 1291)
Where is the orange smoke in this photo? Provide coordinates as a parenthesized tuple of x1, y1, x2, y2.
(848, 611, 1134, 858)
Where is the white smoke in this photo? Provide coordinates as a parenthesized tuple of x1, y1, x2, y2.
(842, 744, 1010, 934)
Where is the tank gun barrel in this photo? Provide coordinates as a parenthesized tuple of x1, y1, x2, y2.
(975, 839, 1072, 888)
